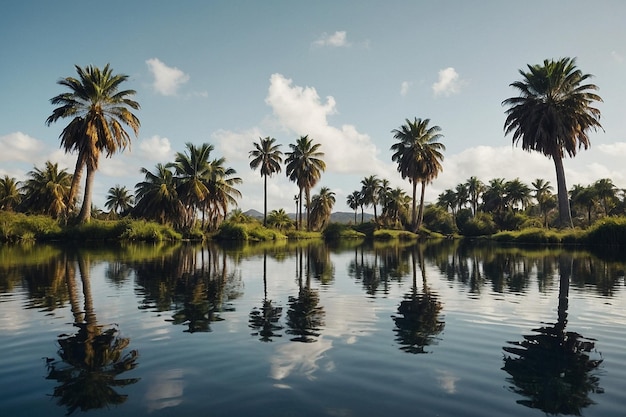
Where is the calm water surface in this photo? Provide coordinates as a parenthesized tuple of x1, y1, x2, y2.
(0, 240, 624, 417)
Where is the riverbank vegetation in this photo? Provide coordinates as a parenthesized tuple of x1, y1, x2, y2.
(1, 58, 622, 246)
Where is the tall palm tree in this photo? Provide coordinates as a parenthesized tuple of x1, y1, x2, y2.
(20, 161, 72, 218)
(503, 57, 602, 228)
(170, 142, 213, 228)
(285, 135, 326, 231)
(346, 191, 361, 224)
(360, 175, 381, 223)
(134, 163, 184, 227)
(46, 64, 140, 224)
(249, 137, 283, 226)
(309, 186, 336, 231)
(204, 156, 242, 230)
(455, 183, 469, 213)
(391, 118, 445, 232)
(104, 185, 133, 217)
(466, 176, 484, 217)
(0, 175, 21, 211)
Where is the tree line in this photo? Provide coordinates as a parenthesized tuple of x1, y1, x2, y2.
(0, 56, 610, 235)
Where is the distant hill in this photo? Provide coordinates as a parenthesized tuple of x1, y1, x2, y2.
(243, 209, 374, 224)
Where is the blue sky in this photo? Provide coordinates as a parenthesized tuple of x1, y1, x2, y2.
(2, 1, 625, 213)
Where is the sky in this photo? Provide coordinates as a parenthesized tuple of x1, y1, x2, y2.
(1, 0, 626, 214)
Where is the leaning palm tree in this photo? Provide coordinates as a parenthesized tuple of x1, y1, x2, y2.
(104, 185, 134, 217)
(249, 137, 283, 226)
(0, 175, 21, 211)
(285, 135, 326, 231)
(46, 64, 140, 224)
(391, 118, 445, 232)
(503, 57, 602, 228)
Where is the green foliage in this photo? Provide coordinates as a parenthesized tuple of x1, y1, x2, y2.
(0, 211, 62, 242)
(285, 230, 323, 240)
(247, 225, 287, 241)
(460, 212, 498, 237)
(118, 220, 182, 241)
(216, 222, 249, 240)
(322, 223, 365, 241)
(585, 217, 626, 246)
(373, 229, 418, 241)
(422, 205, 456, 235)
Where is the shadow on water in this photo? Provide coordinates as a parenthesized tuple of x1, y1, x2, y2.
(45, 248, 139, 415)
(502, 254, 604, 415)
(249, 249, 284, 342)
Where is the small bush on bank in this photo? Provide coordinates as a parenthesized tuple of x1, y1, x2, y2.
(423, 205, 456, 235)
(0, 211, 61, 242)
(585, 217, 626, 246)
(323, 223, 365, 241)
(460, 212, 498, 237)
(216, 222, 248, 240)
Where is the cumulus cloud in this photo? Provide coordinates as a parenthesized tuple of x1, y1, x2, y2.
(432, 67, 464, 97)
(265, 73, 388, 177)
(312, 31, 350, 47)
(598, 141, 626, 156)
(146, 58, 190, 96)
(0, 132, 43, 162)
(400, 81, 412, 96)
(138, 135, 173, 161)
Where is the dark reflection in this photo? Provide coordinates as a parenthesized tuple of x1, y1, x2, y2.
(503, 254, 603, 415)
(348, 241, 413, 296)
(392, 244, 444, 354)
(134, 243, 242, 333)
(249, 250, 283, 342)
(286, 245, 325, 343)
(46, 250, 139, 415)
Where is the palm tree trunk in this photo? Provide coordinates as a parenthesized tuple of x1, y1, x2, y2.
(77, 164, 95, 224)
(411, 180, 418, 232)
(263, 174, 268, 226)
(417, 180, 426, 231)
(67, 151, 86, 216)
(553, 154, 573, 228)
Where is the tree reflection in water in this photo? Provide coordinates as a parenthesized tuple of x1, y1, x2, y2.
(286, 245, 325, 343)
(249, 250, 283, 342)
(503, 254, 603, 415)
(392, 245, 444, 354)
(46, 250, 139, 415)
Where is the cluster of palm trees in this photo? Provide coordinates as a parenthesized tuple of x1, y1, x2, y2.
(0, 56, 609, 233)
(436, 176, 625, 230)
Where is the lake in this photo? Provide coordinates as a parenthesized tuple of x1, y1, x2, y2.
(0, 239, 624, 417)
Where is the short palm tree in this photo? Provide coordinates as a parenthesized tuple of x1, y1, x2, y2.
(532, 179, 555, 228)
(134, 163, 184, 226)
(267, 208, 292, 230)
(285, 135, 326, 231)
(0, 175, 21, 211)
(503, 57, 602, 228)
(466, 176, 484, 217)
(204, 156, 242, 230)
(249, 136, 283, 226)
(20, 161, 72, 218)
(346, 190, 362, 224)
(105, 185, 134, 217)
(391, 118, 445, 232)
(309, 186, 336, 231)
(46, 64, 140, 224)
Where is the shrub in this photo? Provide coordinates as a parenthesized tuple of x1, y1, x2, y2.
(584, 217, 626, 246)
(460, 212, 497, 236)
(423, 205, 456, 235)
(216, 222, 249, 240)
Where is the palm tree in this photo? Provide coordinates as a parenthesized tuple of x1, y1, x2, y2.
(466, 176, 484, 217)
(455, 183, 469, 214)
(385, 187, 410, 226)
(346, 191, 361, 224)
(249, 137, 283, 226)
(203, 156, 242, 231)
(309, 186, 336, 231)
(437, 189, 457, 218)
(170, 142, 213, 228)
(482, 178, 508, 215)
(570, 184, 597, 227)
(592, 178, 616, 217)
(391, 118, 445, 232)
(532, 179, 555, 228)
(104, 185, 133, 217)
(503, 57, 602, 228)
(285, 135, 326, 231)
(506, 178, 532, 211)
(133, 163, 184, 227)
(0, 175, 21, 211)
(20, 161, 72, 218)
(46, 64, 140, 224)
(267, 209, 293, 230)
(360, 175, 381, 223)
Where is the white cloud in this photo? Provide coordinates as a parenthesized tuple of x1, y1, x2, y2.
(432, 67, 464, 97)
(0, 132, 43, 162)
(138, 135, 173, 161)
(265, 73, 388, 176)
(146, 58, 190, 96)
(611, 51, 624, 63)
(598, 141, 626, 156)
(400, 81, 412, 96)
(312, 31, 350, 48)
